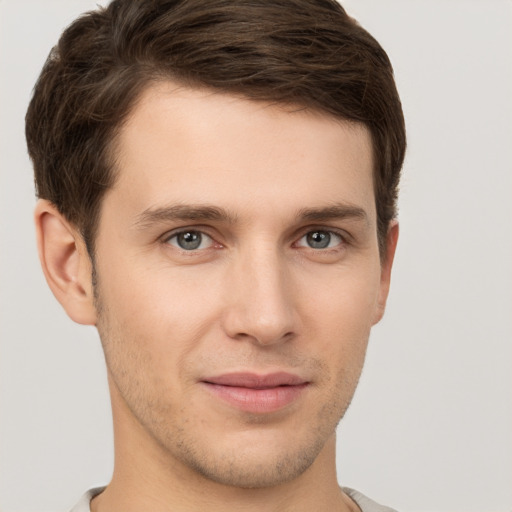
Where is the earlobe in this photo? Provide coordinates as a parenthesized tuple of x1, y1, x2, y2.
(34, 199, 97, 325)
(372, 221, 399, 325)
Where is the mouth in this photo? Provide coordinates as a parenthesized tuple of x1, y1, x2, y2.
(200, 372, 310, 413)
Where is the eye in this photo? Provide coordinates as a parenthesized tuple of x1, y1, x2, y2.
(297, 230, 344, 249)
(166, 230, 214, 251)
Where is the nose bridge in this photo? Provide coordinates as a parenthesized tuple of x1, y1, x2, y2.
(223, 240, 296, 345)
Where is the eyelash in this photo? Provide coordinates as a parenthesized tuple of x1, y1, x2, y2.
(162, 227, 348, 253)
(294, 229, 345, 250)
(163, 229, 217, 251)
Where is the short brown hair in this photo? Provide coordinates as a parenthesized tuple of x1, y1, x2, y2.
(26, 0, 406, 256)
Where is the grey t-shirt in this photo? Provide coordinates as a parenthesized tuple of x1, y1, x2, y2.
(70, 486, 398, 512)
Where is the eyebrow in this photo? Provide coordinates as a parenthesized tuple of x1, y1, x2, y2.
(133, 202, 368, 230)
(133, 204, 238, 229)
(297, 204, 369, 224)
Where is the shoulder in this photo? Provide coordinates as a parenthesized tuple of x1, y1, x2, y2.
(342, 487, 399, 512)
(69, 487, 105, 512)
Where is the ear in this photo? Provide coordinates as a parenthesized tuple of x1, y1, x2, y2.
(372, 220, 399, 325)
(34, 199, 97, 325)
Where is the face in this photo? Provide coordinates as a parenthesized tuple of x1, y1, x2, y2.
(92, 82, 394, 488)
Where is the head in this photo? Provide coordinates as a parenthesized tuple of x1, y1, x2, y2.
(27, 0, 405, 492)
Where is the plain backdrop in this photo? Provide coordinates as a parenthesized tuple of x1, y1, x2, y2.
(1, 1, 511, 511)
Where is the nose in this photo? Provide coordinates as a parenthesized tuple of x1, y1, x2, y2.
(221, 245, 298, 346)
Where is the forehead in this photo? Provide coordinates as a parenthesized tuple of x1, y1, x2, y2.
(106, 81, 375, 225)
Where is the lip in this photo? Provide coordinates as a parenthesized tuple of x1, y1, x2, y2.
(201, 372, 309, 413)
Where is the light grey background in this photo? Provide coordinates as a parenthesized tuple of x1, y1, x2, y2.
(1, 1, 511, 511)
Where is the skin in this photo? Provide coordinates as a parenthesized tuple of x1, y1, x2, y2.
(35, 82, 398, 512)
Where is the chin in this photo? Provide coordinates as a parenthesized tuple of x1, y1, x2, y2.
(171, 427, 329, 489)
(187, 451, 318, 489)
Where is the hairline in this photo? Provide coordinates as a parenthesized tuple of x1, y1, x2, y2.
(84, 78, 390, 266)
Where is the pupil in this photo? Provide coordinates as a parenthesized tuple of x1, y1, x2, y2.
(307, 231, 330, 249)
(178, 231, 201, 250)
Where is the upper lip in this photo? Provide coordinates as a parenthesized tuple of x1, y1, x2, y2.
(202, 372, 308, 389)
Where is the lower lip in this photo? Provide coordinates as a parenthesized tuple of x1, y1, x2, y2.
(202, 382, 309, 413)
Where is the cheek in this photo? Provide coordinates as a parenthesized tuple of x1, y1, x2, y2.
(95, 258, 224, 372)
(302, 262, 381, 334)
(298, 261, 381, 373)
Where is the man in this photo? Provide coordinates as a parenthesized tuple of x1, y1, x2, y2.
(25, 0, 405, 510)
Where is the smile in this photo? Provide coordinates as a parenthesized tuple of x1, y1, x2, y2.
(201, 372, 310, 413)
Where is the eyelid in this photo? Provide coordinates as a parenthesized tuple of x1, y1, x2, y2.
(293, 226, 350, 245)
(161, 226, 220, 251)
(161, 224, 213, 240)
(296, 230, 345, 249)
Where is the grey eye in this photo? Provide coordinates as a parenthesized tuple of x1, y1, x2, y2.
(298, 230, 343, 249)
(167, 230, 213, 250)
(307, 231, 330, 248)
